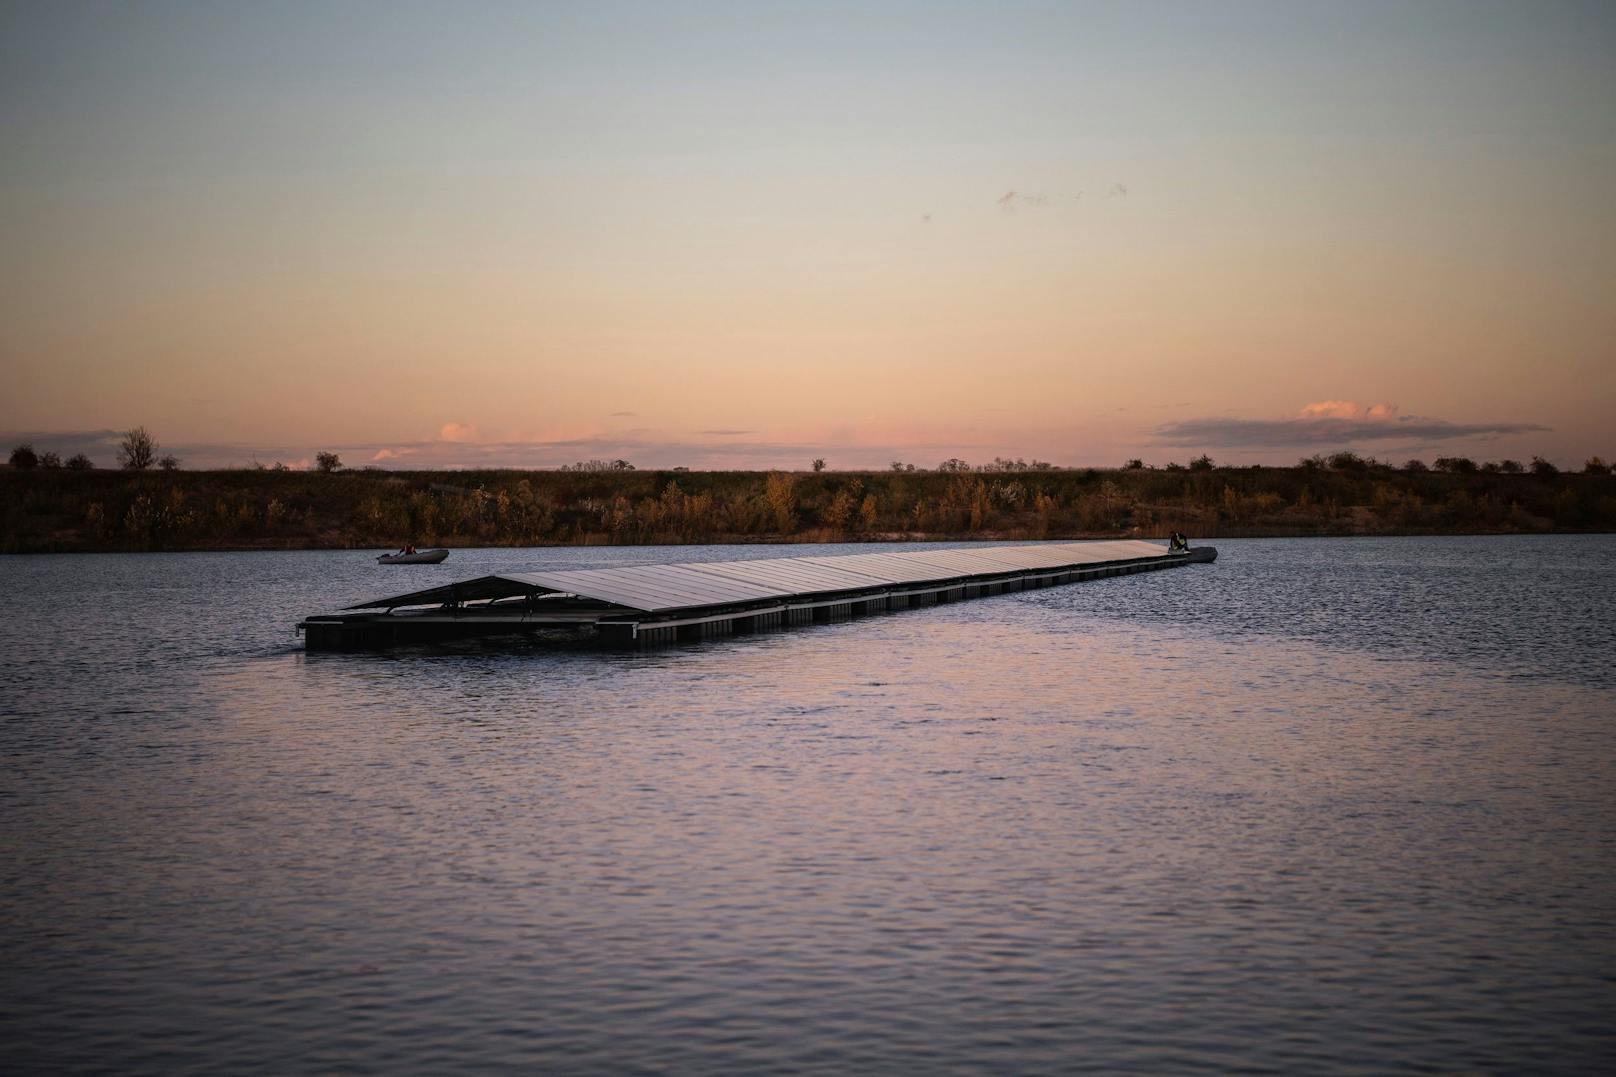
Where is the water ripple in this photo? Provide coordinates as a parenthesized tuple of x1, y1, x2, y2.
(2, 537, 1614, 1072)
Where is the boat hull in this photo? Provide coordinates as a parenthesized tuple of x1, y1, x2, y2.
(377, 549, 449, 565)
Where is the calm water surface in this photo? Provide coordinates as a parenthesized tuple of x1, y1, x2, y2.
(2, 536, 1613, 1073)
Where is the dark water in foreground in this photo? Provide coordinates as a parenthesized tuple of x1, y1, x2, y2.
(2, 536, 1613, 1074)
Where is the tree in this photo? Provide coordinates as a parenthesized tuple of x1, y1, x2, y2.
(812, 458, 825, 472)
(1530, 455, 1558, 476)
(1403, 459, 1428, 472)
(1189, 454, 1215, 471)
(9, 444, 38, 469)
(822, 487, 854, 529)
(66, 453, 93, 470)
(316, 451, 343, 473)
(937, 457, 971, 472)
(158, 454, 180, 471)
(610, 459, 635, 471)
(1434, 456, 1476, 474)
(1497, 459, 1523, 474)
(1123, 458, 1145, 470)
(40, 451, 61, 468)
(118, 426, 157, 470)
(1584, 456, 1610, 474)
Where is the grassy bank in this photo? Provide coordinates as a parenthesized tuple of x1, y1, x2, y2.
(2, 464, 1613, 553)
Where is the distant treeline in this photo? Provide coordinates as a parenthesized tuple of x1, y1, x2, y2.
(2, 460, 1613, 553)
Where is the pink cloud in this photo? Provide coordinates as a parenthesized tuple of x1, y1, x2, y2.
(1299, 401, 1400, 421)
(438, 422, 480, 442)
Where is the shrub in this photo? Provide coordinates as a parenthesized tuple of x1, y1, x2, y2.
(316, 451, 343, 473)
(1189, 454, 1215, 471)
(1327, 451, 1368, 472)
(40, 451, 61, 468)
(1585, 456, 1610, 475)
(1530, 456, 1558, 476)
(1403, 459, 1428, 472)
(9, 444, 38, 469)
(764, 472, 796, 531)
(66, 453, 93, 470)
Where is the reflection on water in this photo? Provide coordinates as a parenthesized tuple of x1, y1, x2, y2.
(2, 537, 1613, 1072)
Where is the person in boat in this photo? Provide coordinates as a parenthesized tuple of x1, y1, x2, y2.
(405, 544, 417, 555)
(1169, 530, 1188, 552)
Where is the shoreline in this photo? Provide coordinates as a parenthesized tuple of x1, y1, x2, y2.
(5, 465, 1612, 554)
(4, 528, 1616, 556)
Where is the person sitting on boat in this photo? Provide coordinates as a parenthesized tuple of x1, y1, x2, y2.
(1169, 531, 1188, 552)
(405, 544, 417, 555)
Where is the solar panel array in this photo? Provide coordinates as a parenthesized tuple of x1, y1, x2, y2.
(352, 540, 1174, 613)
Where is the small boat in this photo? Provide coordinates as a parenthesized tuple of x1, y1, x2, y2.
(377, 549, 449, 565)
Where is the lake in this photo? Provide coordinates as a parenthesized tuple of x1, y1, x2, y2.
(2, 535, 1613, 1073)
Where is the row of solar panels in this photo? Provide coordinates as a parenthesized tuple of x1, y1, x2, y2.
(354, 540, 1174, 614)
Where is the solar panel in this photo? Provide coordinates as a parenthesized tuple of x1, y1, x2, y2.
(351, 539, 1177, 612)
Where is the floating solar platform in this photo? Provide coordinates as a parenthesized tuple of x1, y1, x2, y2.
(297, 539, 1215, 650)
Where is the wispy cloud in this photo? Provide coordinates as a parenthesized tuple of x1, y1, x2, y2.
(1154, 401, 1546, 448)
(995, 185, 1122, 211)
(699, 429, 753, 436)
(608, 411, 637, 418)
(996, 190, 1049, 210)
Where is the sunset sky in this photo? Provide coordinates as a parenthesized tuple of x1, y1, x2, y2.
(3, 1, 1613, 470)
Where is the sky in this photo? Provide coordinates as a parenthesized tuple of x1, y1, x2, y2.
(3, 0, 1613, 470)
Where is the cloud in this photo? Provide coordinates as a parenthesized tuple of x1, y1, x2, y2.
(0, 428, 323, 469)
(438, 422, 479, 442)
(996, 190, 1049, 210)
(0, 428, 122, 463)
(608, 411, 637, 418)
(1153, 401, 1546, 448)
(1298, 400, 1399, 421)
(371, 448, 403, 461)
(1106, 182, 1128, 198)
(699, 429, 753, 436)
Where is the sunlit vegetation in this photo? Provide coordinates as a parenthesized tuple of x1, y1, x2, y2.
(2, 459, 1613, 552)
